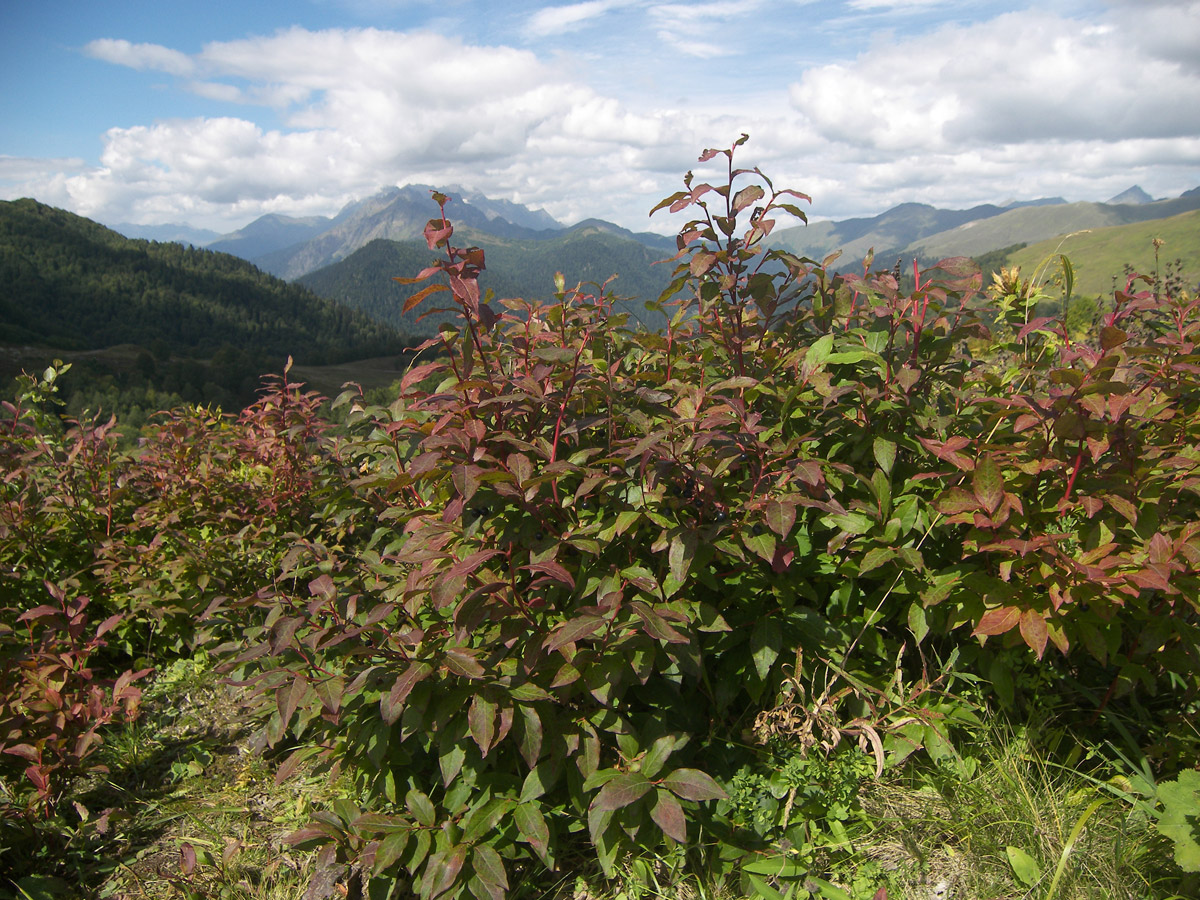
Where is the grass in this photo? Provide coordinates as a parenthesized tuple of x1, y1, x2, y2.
(1003, 209, 1200, 302)
(1, 657, 1192, 900)
(856, 724, 1185, 900)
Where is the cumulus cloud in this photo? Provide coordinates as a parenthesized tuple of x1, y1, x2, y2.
(789, 7, 1200, 148)
(9, 4, 1200, 234)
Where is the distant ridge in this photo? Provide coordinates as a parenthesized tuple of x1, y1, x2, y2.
(770, 187, 1200, 265)
(206, 213, 332, 259)
(109, 221, 222, 246)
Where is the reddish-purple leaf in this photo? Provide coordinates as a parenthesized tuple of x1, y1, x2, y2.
(515, 802, 551, 866)
(426, 845, 467, 899)
(180, 841, 197, 875)
(443, 647, 486, 679)
(544, 615, 603, 653)
(661, 768, 727, 801)
(308, 574, 336, 599)
(381, 661, 433, 724)
(632, 601, 689, 644)
(524, 560, 575, 590)
(469, 694, 497, 755)
(650, 789, 687, 842)
(591, 773, 652, 812)
(764, 499, 797, 538)
(973, 606, 1020, 637)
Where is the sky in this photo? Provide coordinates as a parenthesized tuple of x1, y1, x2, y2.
(2, 0, 1199, 236)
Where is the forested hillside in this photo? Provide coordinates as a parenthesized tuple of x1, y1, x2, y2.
(298, 223, 672, 334)
(0, 199, 407, 363)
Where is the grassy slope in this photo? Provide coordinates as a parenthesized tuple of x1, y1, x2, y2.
(1002, 208, 1200, 299)
(907, 195, 1200, 261)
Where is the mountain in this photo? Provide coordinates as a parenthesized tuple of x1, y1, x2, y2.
(109, 222, 222, 245)
(251, 186, 567, 281)
(1106, 185, 1154, 205)
(0, 198, 405, 364)
(206, 213, 333, 259)
(901, 192, 1200, 261)
(296, 222, 675, 337)
(451, 187, 561, 232)
(769, 201, 1020, 266)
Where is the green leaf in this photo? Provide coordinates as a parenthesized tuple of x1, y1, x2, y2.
(802, 334, 834, 380)
(468, 694, 497, 754)
(873, 437, 898, 475)
(742, 530, 777, 563)
(1158, 770, 1200, 872)
(732, 184, 765, 214)
(514, 803, 552, 867)
(859, 546, 896, 575)
(406, 789, 436, 827)
(1006, 845, 1042, 887)
(668, 530, 696, 584)
(373, 830, 410, 873)
(750, 617, 781, 681)
(471, 844, 508, 891)
(972, 454, 1004, 514)
(907, 603, 929, 644)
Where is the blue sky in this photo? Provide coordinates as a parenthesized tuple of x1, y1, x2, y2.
(2, 0, 1198, 234)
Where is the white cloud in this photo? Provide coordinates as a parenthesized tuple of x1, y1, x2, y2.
(8, 5, 1199, 237)
(789, 8, 1200, 149)
(83, 38, 196, 76)
(527, 0, 634, 37)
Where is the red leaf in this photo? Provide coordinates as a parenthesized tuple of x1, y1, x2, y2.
(402, 282, 447, 313)
(392, 264, 443, 285)
(973, 606, 1020, 637)
(1019, 609, 1049, 659)
(400, 361, 446, 393)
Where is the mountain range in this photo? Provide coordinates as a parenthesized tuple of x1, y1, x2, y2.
(106, 182, 1199, 289)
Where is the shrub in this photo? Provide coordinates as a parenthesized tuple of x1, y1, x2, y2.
(205, 137, 1197, 899)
